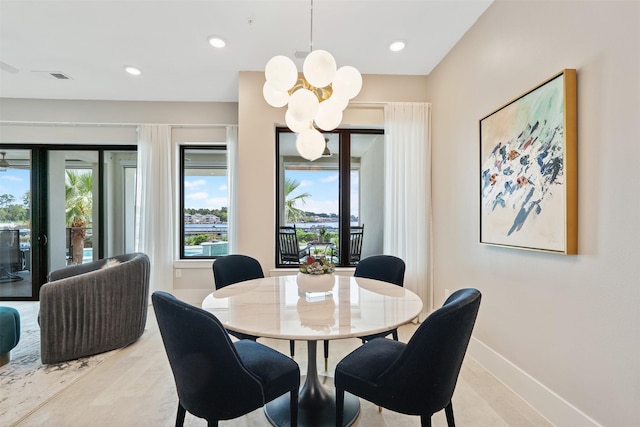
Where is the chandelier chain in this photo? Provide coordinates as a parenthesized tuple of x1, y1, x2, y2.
(309, 0, 314, 52)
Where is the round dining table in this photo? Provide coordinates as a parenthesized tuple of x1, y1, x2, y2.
(202, 274, 423, 427)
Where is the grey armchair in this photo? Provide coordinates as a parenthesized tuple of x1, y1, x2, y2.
(39, 252, 150, 364)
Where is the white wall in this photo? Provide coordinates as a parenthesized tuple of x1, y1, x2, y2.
(426, 1, 640, 426)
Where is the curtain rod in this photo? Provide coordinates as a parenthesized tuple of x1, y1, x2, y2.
(0, 120, 235, 128)
(349, 101, 386, 107)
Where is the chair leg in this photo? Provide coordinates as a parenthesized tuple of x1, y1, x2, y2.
(290, 389, 299, 427)
(392, 329, 399, 341)
(176, 402, 186, 427)
(290, 340, 295, 359)
(335, 388, 344, 427)
(420, 414, 432, 427)
(444, 402, 455, 427)
(324, 340, 329, 371)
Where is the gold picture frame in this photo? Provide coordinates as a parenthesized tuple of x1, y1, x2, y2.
(479, 69, 577, 254)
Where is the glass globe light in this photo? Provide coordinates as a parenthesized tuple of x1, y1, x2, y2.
(296, 128, 326, 161)
(315, 101, 343, 131)
(265, 55, 298, 92)
(286, 109, 312, 133)
(263, 81, 289, 107)
(332, 65, 362, 100)
(326, 93, 349, 112)
(303, 50, 337, 88)
(288, 88, 319, 123)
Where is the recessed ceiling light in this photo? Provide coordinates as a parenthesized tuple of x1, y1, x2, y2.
(208, 36, 226, 48)
(124, 66, 141, 76)
(389, 41, 406, 52)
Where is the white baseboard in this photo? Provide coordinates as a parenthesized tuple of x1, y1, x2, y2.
(467, 337, 602, 427)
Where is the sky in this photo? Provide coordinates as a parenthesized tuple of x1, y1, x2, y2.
(183, 175, 228, 210)
(184, 169, 359, 217)
(0, 168, 30, 203)
(286, 170, 359, 216)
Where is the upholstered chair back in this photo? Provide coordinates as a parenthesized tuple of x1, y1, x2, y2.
(376, 288, 481, 415)
(212, 254, 264, 289)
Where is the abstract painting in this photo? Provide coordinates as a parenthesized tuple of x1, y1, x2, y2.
(480, 69, 577, 254)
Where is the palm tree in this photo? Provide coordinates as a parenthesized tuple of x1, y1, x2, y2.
(65, 170, 93, 264)
(284, 177, 311, 224)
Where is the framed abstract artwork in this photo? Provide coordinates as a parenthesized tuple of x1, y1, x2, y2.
(479, 69, 577, 254)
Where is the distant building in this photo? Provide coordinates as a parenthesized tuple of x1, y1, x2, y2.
(184, 213, 220, 224)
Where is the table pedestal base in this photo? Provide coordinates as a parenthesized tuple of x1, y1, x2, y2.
(265, 341, 359, 427)
(264, 375, 359, 427)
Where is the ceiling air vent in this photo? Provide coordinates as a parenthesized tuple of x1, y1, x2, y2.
(32, 70, 73, 80)
(50, 72, 71, 80)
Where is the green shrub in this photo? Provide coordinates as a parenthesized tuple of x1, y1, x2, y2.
(185, 234, 211, 246)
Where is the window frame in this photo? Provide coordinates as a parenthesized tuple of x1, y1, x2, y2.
(179, 144, 229, 260)
(275, 127, 384, 268)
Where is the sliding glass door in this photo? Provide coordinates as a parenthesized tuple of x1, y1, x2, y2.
(0, 148, 34, 299)
(0, 145, 136, 301)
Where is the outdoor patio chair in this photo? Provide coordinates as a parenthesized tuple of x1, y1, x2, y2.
(278, 225, 309, 264)
(349, 225, 364, 264)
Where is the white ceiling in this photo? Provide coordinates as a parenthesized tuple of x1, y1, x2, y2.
(0, 0, 492, 103)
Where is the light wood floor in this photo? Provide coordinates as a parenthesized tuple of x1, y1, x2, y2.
(15, 303, 552, 427)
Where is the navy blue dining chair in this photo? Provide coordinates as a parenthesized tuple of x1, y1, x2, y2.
(213, 254, 302, 359)
(212, 254, 264, 342)
(354, 255, 406, 342)
(335, 288, 481, 427)
(152, 291, 300, 427)
(316, 255, 406, 371)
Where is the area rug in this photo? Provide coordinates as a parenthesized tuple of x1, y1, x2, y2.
(0, 302, 118, 426)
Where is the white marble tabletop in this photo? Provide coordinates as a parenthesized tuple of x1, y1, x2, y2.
(202, 274, 423, 341)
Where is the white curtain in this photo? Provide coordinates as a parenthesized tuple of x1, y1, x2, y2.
(226, 125, 239, 254)
(135, 124, 174, 296)
(383, 103, 433, 316)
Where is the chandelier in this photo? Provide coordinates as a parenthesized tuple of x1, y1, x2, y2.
(263, 0, 362, 161)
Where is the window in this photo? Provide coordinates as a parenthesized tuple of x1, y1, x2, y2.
(276, 128, 384, 267)
(180, 146, 229, 259)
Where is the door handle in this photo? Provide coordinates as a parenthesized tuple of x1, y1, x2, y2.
(38, 234, 48, 246)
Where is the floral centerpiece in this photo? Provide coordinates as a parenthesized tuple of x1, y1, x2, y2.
(299, 255, 335, 275)
(297, 255, 335, 293)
